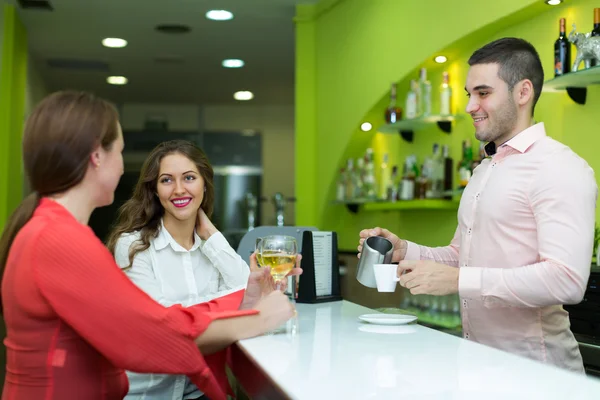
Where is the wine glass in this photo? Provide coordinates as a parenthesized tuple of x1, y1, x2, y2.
(257, 235, 297, 290)
(255, 237, 264, 268)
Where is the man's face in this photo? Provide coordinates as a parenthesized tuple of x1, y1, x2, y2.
(465, 63, 518, 144)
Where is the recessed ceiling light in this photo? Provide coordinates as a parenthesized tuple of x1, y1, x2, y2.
(102, 38, 127, 48)
(360, 122, 373, 132)
(206, 10, 233, 21)
(234, 91, 253, 101)
(434, 55, 448, 64)
(222, 59, 244, 68)
(545, 0, 562, 5)
(107, 76, 128, 85)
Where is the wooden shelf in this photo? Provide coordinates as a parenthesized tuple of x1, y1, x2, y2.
(377, 114, 463, 142)
(543, 65, 600, 105)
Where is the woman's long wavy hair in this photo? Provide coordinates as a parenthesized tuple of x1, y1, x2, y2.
(106, 140, 214, 268)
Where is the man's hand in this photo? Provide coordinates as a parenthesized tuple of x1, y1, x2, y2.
(397, 260, 459, 296)
(358, 227, 407, 263)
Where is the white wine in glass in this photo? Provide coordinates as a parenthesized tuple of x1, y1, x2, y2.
(258, 235, 298, 288)
(261, 252, 297, 281)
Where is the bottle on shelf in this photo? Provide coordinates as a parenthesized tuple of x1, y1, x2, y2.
(363, 148, 377, 200)
(554, 17, 570, 77)
(442, 145, 453, 200)
(592, 9, 600, 67)
(405, 80, 418, 119)
(458, 140, 473, 189)
(440, 72, 452, 116)
(336, 167, 346, 202)
(399, 156, 416, 201)
(345, 159, 356, 201)
(417, 68, 432, 117)
(378, 153, 390, 200)
(430, 143, 444, 198)
(385, 83, 403, 124)
(387, 165, 399, 202)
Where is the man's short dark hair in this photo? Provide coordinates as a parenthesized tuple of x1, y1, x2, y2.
(468, 37, 544, 115)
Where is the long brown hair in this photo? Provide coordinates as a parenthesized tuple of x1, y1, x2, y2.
(0, 91, 120, 312)
(106, 140, 215, 268)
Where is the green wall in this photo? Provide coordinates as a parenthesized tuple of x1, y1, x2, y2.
(0, 4, 27, 232)
(295, 0, 599, 250)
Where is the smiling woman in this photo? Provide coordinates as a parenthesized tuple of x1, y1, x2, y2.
(106, 139, 253, 399)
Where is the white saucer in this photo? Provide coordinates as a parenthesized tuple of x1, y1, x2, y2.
(359, 324, 417, 335)
(358, 313, 417, 325)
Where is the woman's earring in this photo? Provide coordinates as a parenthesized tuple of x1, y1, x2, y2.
(204, 187, 207, 192)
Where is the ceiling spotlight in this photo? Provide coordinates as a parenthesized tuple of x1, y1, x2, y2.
(206, 10, 233, 21)
(545, 0, 562, 5)
(102, 38, 127, 48)
(434, 55, 448, 64)
(360, 122, 372, 132)
(107, 76, 128, 85)
(222, 59, 244, 68)
(234, 91, 254, 101)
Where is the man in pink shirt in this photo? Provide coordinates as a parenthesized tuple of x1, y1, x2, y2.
(358, 38, 597, 373)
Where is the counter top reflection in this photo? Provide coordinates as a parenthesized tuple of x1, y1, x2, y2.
(231, 301, 600, 399)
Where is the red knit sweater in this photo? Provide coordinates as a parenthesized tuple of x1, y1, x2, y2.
(1, 198, 255, 400)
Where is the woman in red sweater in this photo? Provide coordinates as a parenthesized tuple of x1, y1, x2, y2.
(0, 91, 295, 400)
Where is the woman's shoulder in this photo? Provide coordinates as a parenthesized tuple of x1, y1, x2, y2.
(114, 230, 144, 251)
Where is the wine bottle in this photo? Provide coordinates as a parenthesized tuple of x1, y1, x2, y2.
(591, 9, 600, 67)
(554, 18, 570, 77)
(385, 83, 403, 123)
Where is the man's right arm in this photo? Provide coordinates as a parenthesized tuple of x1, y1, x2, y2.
(360, 226, 461, 267)
(405, 226, 461, 267)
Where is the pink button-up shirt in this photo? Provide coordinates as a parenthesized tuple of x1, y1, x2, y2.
(405, 122, 597, 373)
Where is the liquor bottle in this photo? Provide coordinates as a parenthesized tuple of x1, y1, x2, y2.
(591, 9, 600, 67)
(399, 156, 416, 201)
(440, 72, 452, 116)
(417, 68, 432, 117)
(385, 83, 403, 123)
(363, 149, 377, 200)
(442, 145, 453, 199)
(336, 167, 346, 201)
(345, 159, 356, 201)
(458, 140, 473, 189)
(405, 80, 418, 119)
(387, 165, 399, 202)
(378, 153, 390, 200)
(554, 18, 570, 77)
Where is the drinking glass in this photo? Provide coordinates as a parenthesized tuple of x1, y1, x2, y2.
(257, 235, 297, 291)
(255, 237, 264, 267)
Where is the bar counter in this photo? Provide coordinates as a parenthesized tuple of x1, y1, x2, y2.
(231, 300, 600, 399)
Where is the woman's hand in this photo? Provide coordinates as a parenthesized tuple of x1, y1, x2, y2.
(240, 252, 303, 310)
(196, 208, 218, 240)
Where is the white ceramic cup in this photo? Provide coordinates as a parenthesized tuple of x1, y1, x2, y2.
(373, 263, 401, 292)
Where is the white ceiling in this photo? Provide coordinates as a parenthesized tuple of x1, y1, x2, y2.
(15, 0, 319, 105)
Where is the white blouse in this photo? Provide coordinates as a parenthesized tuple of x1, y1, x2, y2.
(114, 220, 250, 400)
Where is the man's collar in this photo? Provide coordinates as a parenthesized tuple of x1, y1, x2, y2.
(484, 122, 546, 156)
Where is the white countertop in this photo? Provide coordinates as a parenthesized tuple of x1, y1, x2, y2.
(236, 300, 600, 399)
